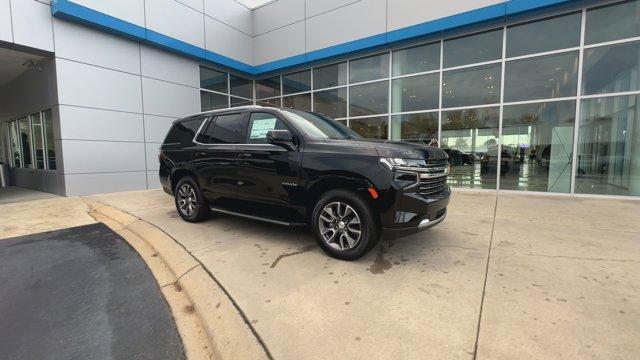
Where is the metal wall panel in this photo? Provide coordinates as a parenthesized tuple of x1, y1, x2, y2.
(253, 0, 305, 35)
(11, 0, 54, 52)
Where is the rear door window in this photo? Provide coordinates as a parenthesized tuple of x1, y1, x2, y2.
(198, 113, 246, 144)
(247, 112, 289, 144)
(164, 116, 207, 144)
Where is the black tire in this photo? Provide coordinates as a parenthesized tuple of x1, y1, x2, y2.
(311, 189, 379, 260)
(174, 176, 210, 223)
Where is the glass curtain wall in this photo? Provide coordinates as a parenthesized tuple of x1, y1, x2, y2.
(200, 67, 253, 111)
(5, 108, 56, 170)
(248, 0, 640, 197)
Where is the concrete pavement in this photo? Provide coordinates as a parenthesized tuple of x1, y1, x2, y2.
(87, 189, 640, 359)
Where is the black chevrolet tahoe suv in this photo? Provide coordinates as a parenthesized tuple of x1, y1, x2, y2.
(159, 106, 450, 260)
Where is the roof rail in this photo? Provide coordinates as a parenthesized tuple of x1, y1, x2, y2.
(195, 105, 265, 116)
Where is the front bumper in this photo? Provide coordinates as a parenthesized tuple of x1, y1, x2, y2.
(381, 208, 447, 239)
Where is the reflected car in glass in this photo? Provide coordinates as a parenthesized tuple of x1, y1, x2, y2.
(159, 106, 451, 260)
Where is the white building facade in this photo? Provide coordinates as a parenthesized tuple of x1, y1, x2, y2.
(0, 0, 639, 198)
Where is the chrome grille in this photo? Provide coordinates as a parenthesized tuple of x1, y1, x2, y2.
(417, 158, 448, 196)
(418, 176, 447, 195)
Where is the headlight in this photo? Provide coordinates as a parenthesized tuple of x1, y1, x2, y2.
(379, 157, 426, 171)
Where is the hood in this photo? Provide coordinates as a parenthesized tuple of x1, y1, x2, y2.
(320, 138, 448, 160)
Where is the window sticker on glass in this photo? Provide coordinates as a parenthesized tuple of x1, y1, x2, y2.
(250, 118, 277, 139)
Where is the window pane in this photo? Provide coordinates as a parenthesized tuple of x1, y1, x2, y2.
(248, 112, 289, 144)
(200, 91, 228, 111)
(314, 88, 347, 118)
(349, 53, 389, 83)
(392, 42, 440, 76)
(349, 116, 388, 139)
(576, 95, 640, 196)
(500, 101, 576, 193)
(43, 110, 55, 170)
(582, 41, 640, 95)
(230, 96, 253, 108)
(391, 73, 439, 112)
(314, 62, 347, 89)
(506, 13, 581, 57)
(257, 98, 280, 107)
(283, 70, 311, 94)
(443, 29, 502, 68)
(18, 117, 32, 168)
(390, 112, 438, 145)
(200, 67, 227, 93)
(441, 107, 500, 189)
(199, 113, 245, 144)
(256, 76, 280, 98)
(504, 52, 578, 102)
(229, 74, 252, 98)
(586, 0, 640, 45)
(442, 64, 501, 108)
(164, 117, 206, 144)
(30, 113, 45, 169)
(9, 121, 21, 167)
(282, 93, 311, 111)
(349, 81, 388, 117)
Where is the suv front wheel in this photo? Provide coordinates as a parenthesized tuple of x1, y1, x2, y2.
(311, 190, 379, 260)
(174, 176, 210, 222)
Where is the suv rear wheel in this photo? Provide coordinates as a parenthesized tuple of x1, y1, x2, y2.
(174, 176, 210, 222)
(311, 190, 379, 260)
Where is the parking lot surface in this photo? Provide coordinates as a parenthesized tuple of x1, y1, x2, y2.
(0, 223, 184, 360)
(88, 189, 640, 360)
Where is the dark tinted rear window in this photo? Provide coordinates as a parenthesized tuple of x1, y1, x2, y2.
(198, 113, 245, 144)
(164, 117, 206, 144)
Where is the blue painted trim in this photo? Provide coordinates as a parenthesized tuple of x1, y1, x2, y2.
(51, 0, 580, 77)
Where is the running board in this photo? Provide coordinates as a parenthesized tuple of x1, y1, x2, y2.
(209, 206, 306, 227)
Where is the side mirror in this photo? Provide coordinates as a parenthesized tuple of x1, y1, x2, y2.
(266, 129, 295, 150)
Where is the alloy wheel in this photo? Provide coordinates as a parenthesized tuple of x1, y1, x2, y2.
(177, 184, 199, 217)
(318, 201, 362, 250)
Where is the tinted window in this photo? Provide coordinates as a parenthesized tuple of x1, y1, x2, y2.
(314, 62, 347, 89)
(200, 67, 227, 93)
(444, 29, 502, 68)
(229, 74, 252, 98)
(256, 76, 280, 98)
(506, 13, 581, 57)
(390, 112, 438, 145)
(442, 64, 501, 108)
(392, 73, 439, 112)
(247, 112, 289, 144)
(164, 117, 206, 144)
(283, 70, 311, 94)
(314, 88, 347, 118)
(283, 93, 312, 111)
(349, 81, 389, 116)
(350, 53, 389, 83)
(201, 91, 228, 111)
(586, 0, 640, 44)
(582, 41, 640, 95)
(349, 116, 388, 140)
(392, 42, 440, 76)
(504, 52, 579, 102)
(199, 113, 245, 144)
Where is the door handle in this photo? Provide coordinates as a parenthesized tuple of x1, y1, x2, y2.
(196, 151, 207, 157)
(238, 153, 252, 159)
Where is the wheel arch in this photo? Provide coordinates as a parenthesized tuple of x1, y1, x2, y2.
(304, 173, 378, 222)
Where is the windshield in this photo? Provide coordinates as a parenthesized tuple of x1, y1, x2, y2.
(281, 110, 362, 140)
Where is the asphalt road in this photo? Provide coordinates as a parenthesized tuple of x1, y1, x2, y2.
(0, 223, 184, 360)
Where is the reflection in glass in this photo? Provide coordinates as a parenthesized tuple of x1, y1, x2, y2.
(506, 13, 581, 57)
(30, 113, 45, 169)
(504, 52, 578, 102)
(444, 29, 502, 68)
(314, 88, 347, 118)
(350, 81, 388, 116)
(200, 67, 227, 93)
(349, 116, 388, 139)
(43, 109, 55, 170)
(229, 75, 252, 99)
(585, 0, 640, 44)
(501, 101, 576, 193)
(390, 112, 438, 145)
(391, 73, 439, 112)
(283, 93, 311, 111)
(349, 53, 389, 83)
(8, 121, 21, 167)
(200, 91, 228, 111)
(257, 98, 280, 107)
(256, 76, 280, 99)
(582, 41, 640, 95)
(442, 64, 501, 108)
(576, 95, 640, 196)
(230, 96, 253, 107)
(441, 107, 500, 189)
(392, 42, 440, 76)
(18, 117, 32, 168)
(314, 62, 347, 89)
(283, 70, 311, 94)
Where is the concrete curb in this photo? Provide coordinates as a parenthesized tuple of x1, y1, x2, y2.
(83, 199, 270, 360)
